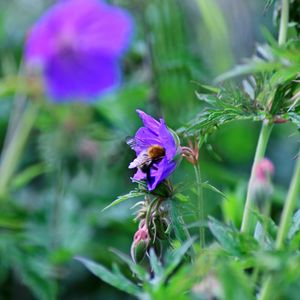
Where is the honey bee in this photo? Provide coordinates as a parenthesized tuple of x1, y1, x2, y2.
(127, 137, 165, 172)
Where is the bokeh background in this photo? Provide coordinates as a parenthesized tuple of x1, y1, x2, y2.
(0, 0, 298, 299)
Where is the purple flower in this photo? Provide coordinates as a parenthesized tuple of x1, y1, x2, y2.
(127, 110, 180, 191)
(25, 0, 132, 101)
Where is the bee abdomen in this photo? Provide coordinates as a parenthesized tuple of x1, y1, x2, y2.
(147, 145, 165, 160)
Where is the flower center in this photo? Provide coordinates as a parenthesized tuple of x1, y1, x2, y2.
(147, 145, 165, 160)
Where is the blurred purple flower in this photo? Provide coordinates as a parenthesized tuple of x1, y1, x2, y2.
(25, 0, 133, 101)
(127, 110, 180, 191)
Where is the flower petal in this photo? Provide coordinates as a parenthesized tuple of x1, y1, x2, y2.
(45, 53, 120, 100)
(136, 110, 160, 135)
(159, 119, 177, 160)
(133, 169, 146, 181)
(77, 0, 133, 56)
(147, 158, 176, 191)
(133, 127, 162, 154)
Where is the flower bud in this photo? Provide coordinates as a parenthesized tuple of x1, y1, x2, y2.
(255, 158, 275, 183)
(252, 158, 275, 206)
(130, 226, 150, 263)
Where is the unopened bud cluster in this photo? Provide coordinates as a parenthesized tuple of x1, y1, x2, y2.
(130, 197, 171, 264)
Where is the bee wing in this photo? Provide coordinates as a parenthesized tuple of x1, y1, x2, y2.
(125, 136, 137, 150)
(129, 150, 152, 169)
(126, 136, 150, 150)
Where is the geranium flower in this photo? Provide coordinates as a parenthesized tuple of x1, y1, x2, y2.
(25, 0, 132, 101)
(127, 110, 180, 191)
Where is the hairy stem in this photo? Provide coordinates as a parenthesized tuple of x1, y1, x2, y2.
(0, 103, 38, 198)
(259, 153, 300, 300)
(241, 122, 273, 233)
(194, 163, 205, 248)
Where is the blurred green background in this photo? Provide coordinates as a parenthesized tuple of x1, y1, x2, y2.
(0, 0, 298, 299)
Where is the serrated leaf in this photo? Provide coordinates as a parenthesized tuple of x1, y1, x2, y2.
(102, 190, 145, 212)
(208, 217, 241, 256)
(208, 217, 258, 256)
(76, 257, 142, 297)
(178, 83, 264, 138)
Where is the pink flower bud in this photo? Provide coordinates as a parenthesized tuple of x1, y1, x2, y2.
(255, 158, 275, 183)
(130, 226, 150, 263)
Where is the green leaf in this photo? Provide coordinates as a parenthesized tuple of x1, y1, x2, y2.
(288, 209, 300, 240)
(76, 257, 142, 297)
(164, 237, 196, 278)
(178, 83, 263, 138)
(263, 0, 275, 14)
(192, 82, 221, 94)
(195, 92, 218, 105)
(253, 211, 277, 242)
(215, 60, 280, 83)
(200, 182, 227, 199)
(217, 261, 253, 300)
(170, 201, 193, 244)
(101, 190, 145, 212)
(208, 217, 240, 256)
(11, 163, 47, 190)
(0, 215, 24, 230)
(12, 247, 56, 300)
(174, 193, 190, 202)
(110, 248, 149, 281)
(148, 248, 164, 283)
(288, 112, 300, 128)
(208, 217, 258, 256)
(254, 222, 273, 250)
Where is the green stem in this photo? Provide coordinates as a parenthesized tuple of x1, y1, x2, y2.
(193, 162, 205, 249)
(259, 154, 300, 300)
(276, 155, 300, 248)
(241, 122, 273, 233)
(0, 103, 38, 198)
(258, 1, 291, 298)
(278, 0, 289, 46)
